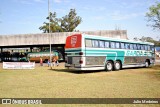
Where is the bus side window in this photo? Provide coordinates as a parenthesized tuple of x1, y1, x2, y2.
(125, 43, 130, 49)
(104, 41, 110, 48)
(99, 41, 105, 48)
(151, 46, 154, 52)
(85, 39, 92, 47)
(115, 42, 120, 49)
(145, 45, 148, 50)
(92, 40, 99, 48)
(141, 45, 145, 50)
(137, 44, 141, 50)
(133, 44, 137, 50)
(143, 45, 145, 50)
(130, 44, 133, 50)
(111, 42, 115, 48)
(148, 45, 151, 51)
(120, 43, 125, 49)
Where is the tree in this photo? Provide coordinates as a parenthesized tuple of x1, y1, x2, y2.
(133, 36, 160, 46)
(39, 12, 62, 33)
(61, 9, 82, 32)
(146, 2, 160, 30)
(39, 9, 82, 33)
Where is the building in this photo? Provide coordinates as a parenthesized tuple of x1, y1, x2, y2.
(0, 30, 128, 62)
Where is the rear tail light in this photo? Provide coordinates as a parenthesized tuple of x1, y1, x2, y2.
(79, 58, 83, 64)
(79, 52, 83, 55)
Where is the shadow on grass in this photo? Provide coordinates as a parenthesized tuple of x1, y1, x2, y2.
(49, 68, 105, 74)
(122, 65, 160, 71)
(49, 67, 148, 74)
(149, 65, 160, 70)
(122, 67, 146, 70)
(48, 65, 160, 74)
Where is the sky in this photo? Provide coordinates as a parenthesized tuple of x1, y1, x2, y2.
(0, 0, 160, 40)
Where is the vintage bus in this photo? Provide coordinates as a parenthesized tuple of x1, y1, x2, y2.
(27, 50, 63, 62)
(65, 34, 155, 71)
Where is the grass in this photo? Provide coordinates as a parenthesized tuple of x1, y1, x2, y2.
(0, 63, 160, 107)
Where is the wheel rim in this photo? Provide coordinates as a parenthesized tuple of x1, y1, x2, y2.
(107, 63, 112, 70)
(115, 62, 120, 70)
(145, 61, 149, 67)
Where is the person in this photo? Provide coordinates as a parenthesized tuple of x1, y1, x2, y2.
(55, 53, 59, 66)
(47, 59, 50, 67)
(40, 57, 43, 66)
(52, 57, 56, 67)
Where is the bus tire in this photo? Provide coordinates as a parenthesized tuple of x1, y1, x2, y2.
(145, 60, 149, 68)
(106, 61, 113, 71)
(114, 61, 121, 71)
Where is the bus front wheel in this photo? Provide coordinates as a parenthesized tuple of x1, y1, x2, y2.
(114, 61, 121, 71)
(106, 61, 113, 71)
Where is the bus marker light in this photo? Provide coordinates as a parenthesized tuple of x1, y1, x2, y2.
(79, 52, 83, 55)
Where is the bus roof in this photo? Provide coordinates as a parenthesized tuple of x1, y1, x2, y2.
(82, 34, 154, 45)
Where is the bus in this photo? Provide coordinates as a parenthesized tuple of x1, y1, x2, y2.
(65, 34, 155, 71)
(26, 50, 63, 63)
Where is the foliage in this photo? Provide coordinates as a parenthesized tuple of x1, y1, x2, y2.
(39, 12, 62, 33)
(146, 2, 160, 30)
(133, 36, 160, 46)
(39, 9, 82, 33)
(60, 9, 82, 32)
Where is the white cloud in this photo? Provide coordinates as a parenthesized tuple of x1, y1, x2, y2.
(111, 11, 144, 20)
(54, 0, 61, 3)
(55, 9, 67, 14)
(13, 0, 45, 4)
(93, 16, 105, 20)
(34, 0, 45, 3)
(20, 0, 33, 5)
(82, 5, 106, 11)
(54, 0, 70, 3)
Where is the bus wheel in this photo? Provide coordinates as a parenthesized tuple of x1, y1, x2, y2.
(114, 61, 121, 71)
(106, 61, 113, 71)
(145, 60, 149, 68)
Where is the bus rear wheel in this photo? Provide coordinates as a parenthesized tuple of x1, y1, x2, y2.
(145, 60, 149, 68)
(106, 61, 113, 71)
(114, 61, 121, 71)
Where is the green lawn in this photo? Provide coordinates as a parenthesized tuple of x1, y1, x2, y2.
(0, 63, 160, 107)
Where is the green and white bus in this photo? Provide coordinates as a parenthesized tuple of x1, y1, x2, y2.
(65, 34, 155, 71)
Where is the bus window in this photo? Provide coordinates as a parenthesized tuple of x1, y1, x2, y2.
(85, 39, 92, 47)
(148, 45, 151, 51)
(111, 42, 115, 48)
(99, 41, 105, 48)
(115, 42, 120, 49)
(145, 45, 148, 50)
(130, 44, 133, 50)
(133, 44, 137, 50)
(125, 43, 130, 49)
(121, 43, 125, 49)
(105, 41, 110, 48)
(137, 44, 141, 50)
(151, 46, 154, 52)
(92, 40, 99, 48)
(141, 45, 145, 50)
